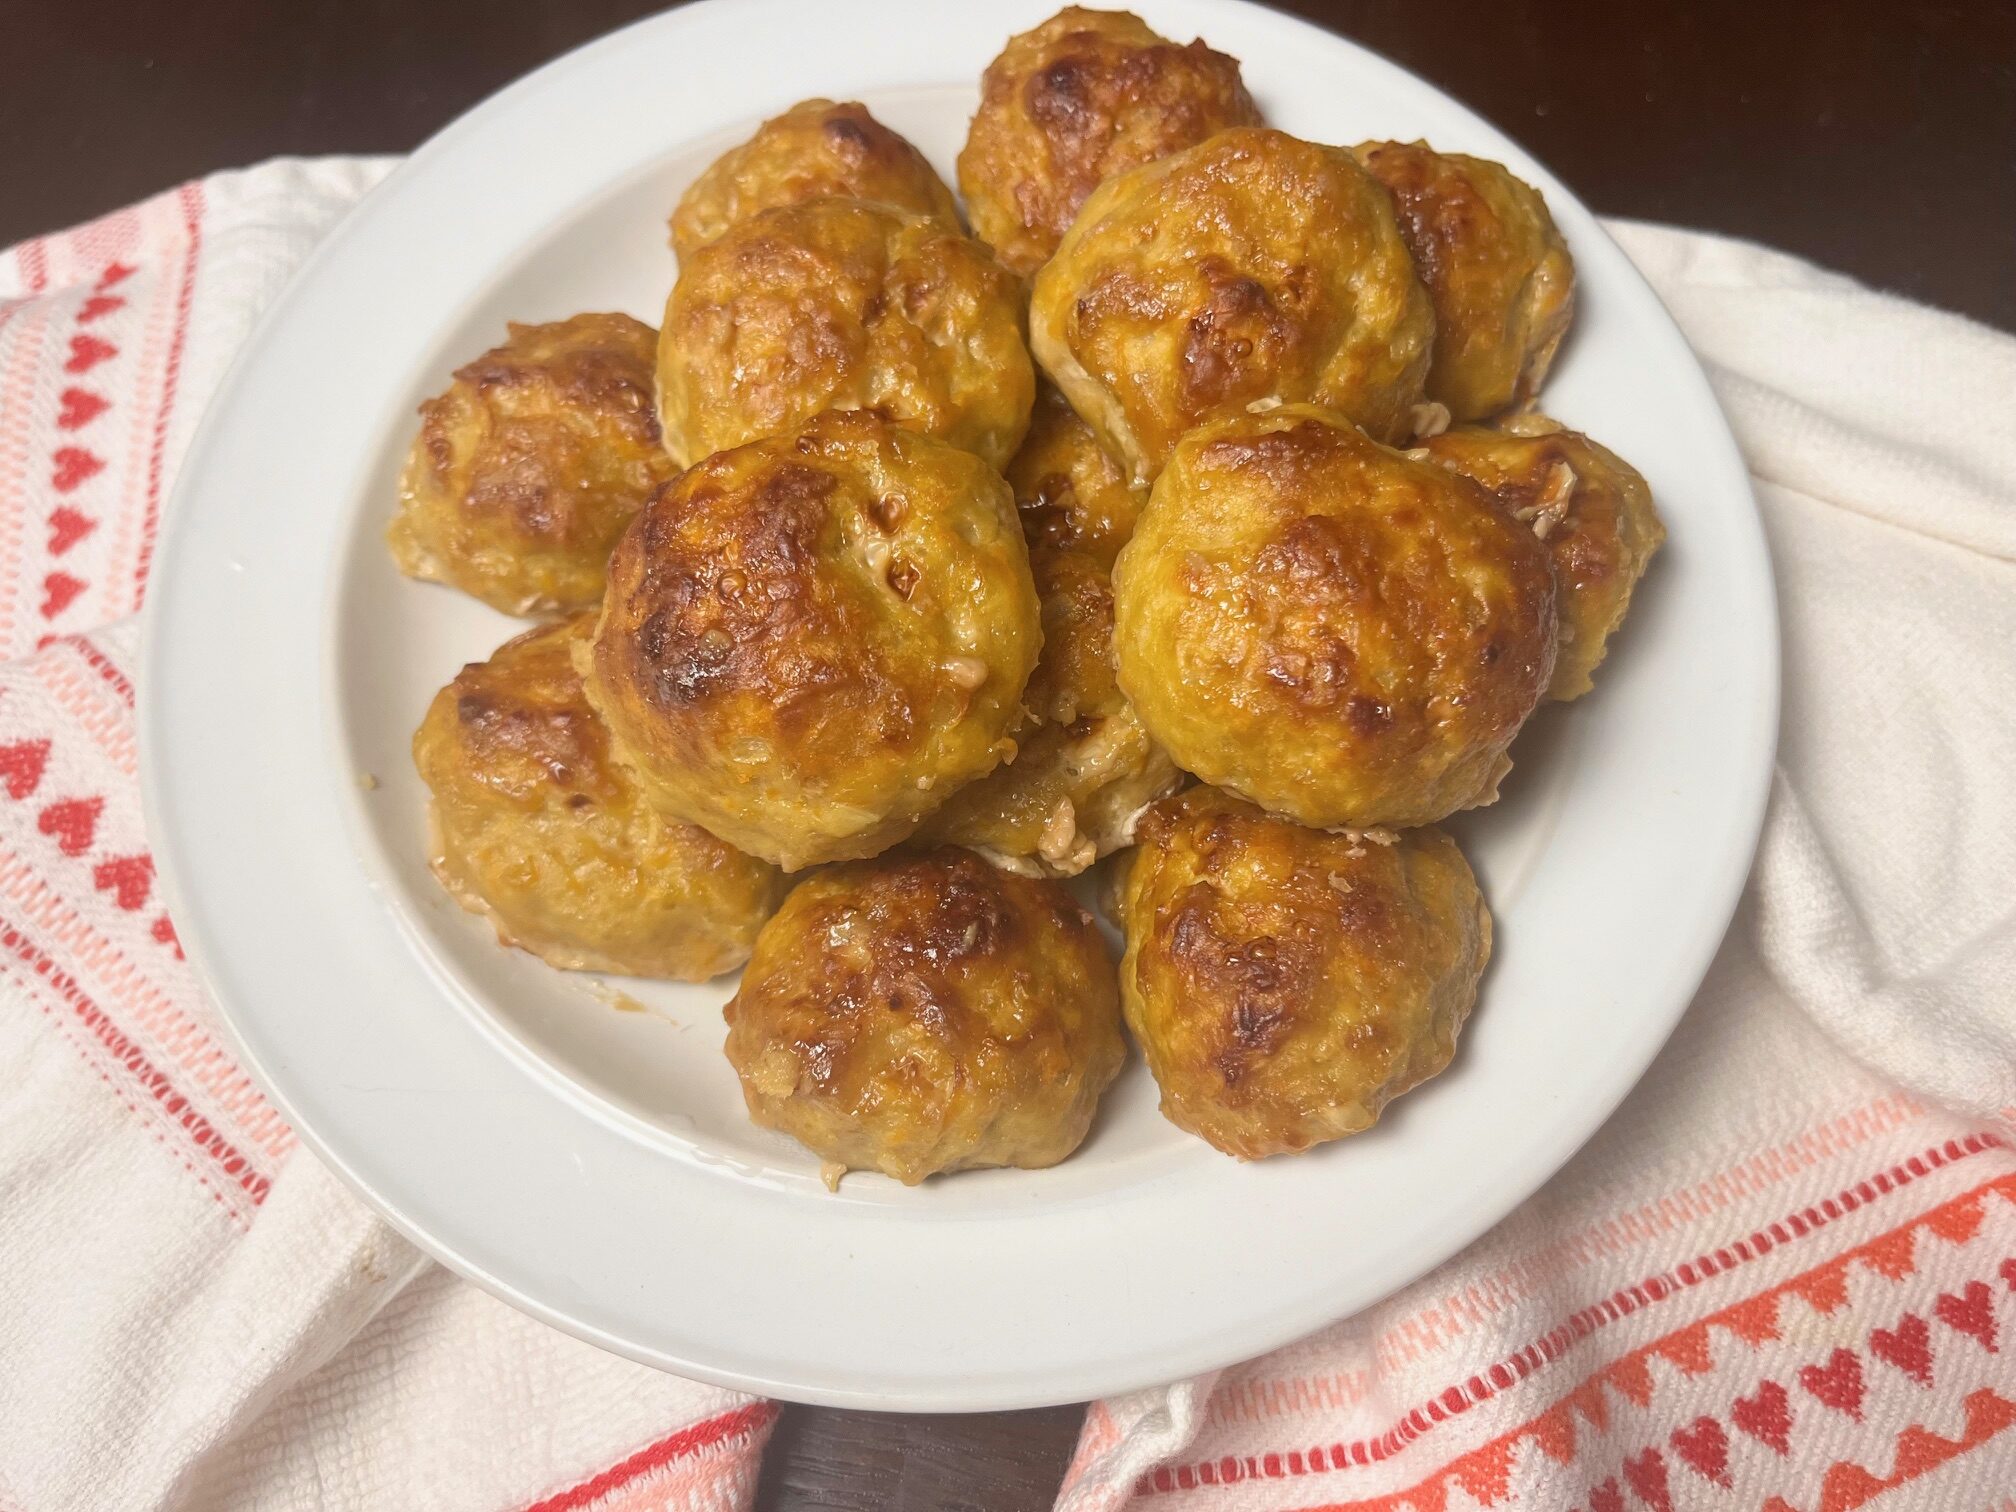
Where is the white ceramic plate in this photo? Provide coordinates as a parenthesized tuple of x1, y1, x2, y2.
(141, 0, 1777, 1410)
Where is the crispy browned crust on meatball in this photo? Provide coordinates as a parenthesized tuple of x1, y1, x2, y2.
(1003, 382, 1145, 569)
(1031, 128, 1434, 483)
(1116, 787, 1489, 1159)
(1112, 405, 1557, 828)
(671, 98, 962, 260)
(724, 848, 1126, 1185)
(658, 197, 1034, 471)
(412, 616, 785, 978)
(1355, 141, 1575, 423)
(1423, 415, 1664, 699)
(956, 7, 1262, 278)
(917, 547, 1181, 875)
(387, 315, 672, 616)
(584, 411, 1041, 871)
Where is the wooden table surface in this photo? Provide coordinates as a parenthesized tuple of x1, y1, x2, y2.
(6, 3, 2009, 1508)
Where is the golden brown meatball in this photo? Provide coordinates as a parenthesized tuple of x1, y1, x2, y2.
(724, 848, 1125, 1186)
(917, 547, 1181, 876)
(658, 198, 1033, 471)
(1003, 383, 1144, 569)
(387, 315, 673, 616)
(670, 98, 962, 260)
(1112, 405, 1557, 829)
(1031, 128, 1434, 483)
(956, 7, 1262, 278)
(413, 616, 785, 979)
(1115, 787, 1489, 1159)
(1422, 416, 1664, 699)
(584, 411, 1041, 871)
(1355, 141, 1575, 423)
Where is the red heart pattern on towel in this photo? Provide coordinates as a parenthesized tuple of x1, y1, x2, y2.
(40, 573, 86, 620)
(1731, 1379, 1793, 1455)
(92, 854, 154, 911)
(1870, 1312, 1935, 1387)
(56, 388, 108, 431)
(50, 447, 104, 494)
(46, 507, 96, 557)
(1935, 1281, 1999, 1353)
(62, 333, 118, 374)
(0, 739, 50, 800)
(1799, 1347, 1865, 1420)
(37, 795, 103, 856)
(1667, 1416, 1730, 1486)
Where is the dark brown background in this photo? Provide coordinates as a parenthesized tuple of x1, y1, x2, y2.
(5, 0, 2013, 331)
(5, 3, 2009, 1509)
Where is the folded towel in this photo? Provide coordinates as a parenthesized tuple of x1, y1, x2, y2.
(1058, 222, 2016, 1512)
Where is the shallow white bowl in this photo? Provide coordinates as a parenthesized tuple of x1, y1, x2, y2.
(141, 0, 1778, 1410)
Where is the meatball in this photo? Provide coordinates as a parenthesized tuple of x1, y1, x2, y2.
(957, 7, 1262, 278)
(583, 410, 1041, 871)
(412, 616, 784, 978)
(1031, 128, 1434, 483)
(724, 848, 1125, 1186)
(918, 547, 1181, 876)
(387, 315, 672, 616)
(670, 98, 961, 260)
(1356, 140, 1575, 423)
(658, 197, 1033, 471)
(1422, 416, 1664, 699)
(1112, 405, 1556, 829)
(1115, 787, 1490, 1159)
(1003, 382, 1144, 569)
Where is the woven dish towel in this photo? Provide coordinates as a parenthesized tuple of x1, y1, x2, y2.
(0, 158, 2011, 1512)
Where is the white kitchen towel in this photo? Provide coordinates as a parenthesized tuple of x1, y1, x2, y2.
(1, 159, 2011, 1512)
(1058, 226, 2016, 1511)
(0, 159, 771, 1512)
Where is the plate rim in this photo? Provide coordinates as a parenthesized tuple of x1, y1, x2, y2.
(138, 0, 1780, 1410)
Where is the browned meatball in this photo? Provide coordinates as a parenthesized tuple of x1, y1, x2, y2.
(658, 198, 1033, 470)
(584, 411, 1041, 871)
(724, 849, 1126, 1186)
(1115, 787, 1490, 1159)
(917, 547, 1181, 875)
(387, 315, 672, 616)
(1112, 405, 1556, 829)
(1031, 128, 1434, 482)
(1422, 416, 1664, 699)
(957, 7, 1262, 278)
(1003, 383, 1144, 569)
(1356, 141, 1575, 423)
(671, 98, 961, 260)
(412, 616, 785, 978)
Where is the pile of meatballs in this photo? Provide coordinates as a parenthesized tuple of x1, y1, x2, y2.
(397, 8, 1664, 1188)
